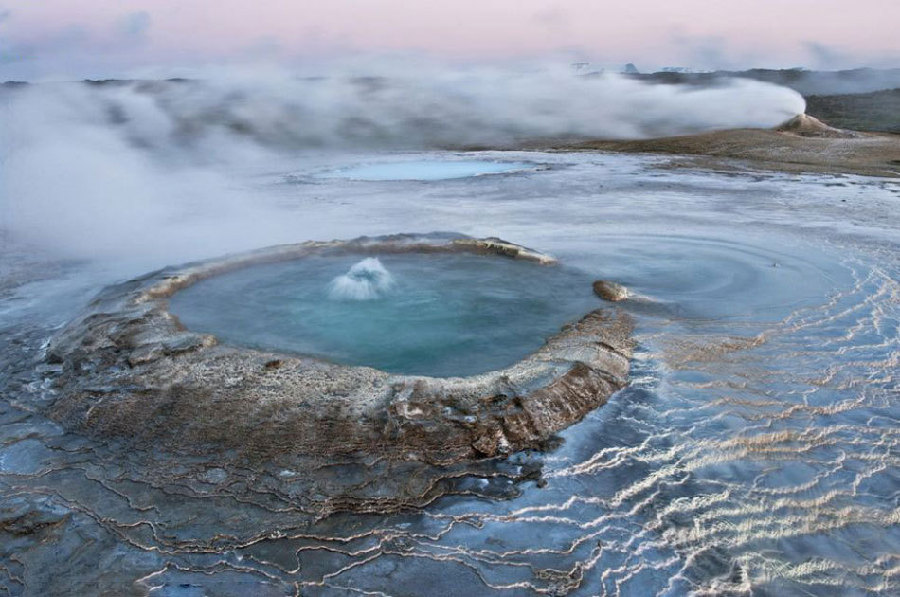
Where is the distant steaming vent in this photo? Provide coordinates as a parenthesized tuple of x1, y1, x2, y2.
(775, 113, 854, 138)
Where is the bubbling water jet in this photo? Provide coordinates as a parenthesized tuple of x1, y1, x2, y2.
(328, 257, 394, 300)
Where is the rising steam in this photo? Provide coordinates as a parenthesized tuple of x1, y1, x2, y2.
(2, 65, 805, 154)
(0, 63, 805, 262)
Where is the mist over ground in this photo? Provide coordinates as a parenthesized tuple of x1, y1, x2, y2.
(0, 63, 805, 261)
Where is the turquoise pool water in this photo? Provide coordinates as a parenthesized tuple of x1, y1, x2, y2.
(170, 253, 599, 377)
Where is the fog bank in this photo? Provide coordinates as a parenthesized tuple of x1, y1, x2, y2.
(0, 64, 805, 262)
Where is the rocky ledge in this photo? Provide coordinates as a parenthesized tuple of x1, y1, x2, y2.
(45, 234, 633, 467)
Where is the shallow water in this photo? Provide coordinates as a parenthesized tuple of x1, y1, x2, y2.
(317, 158, 535, 181)
(170, 253, 599, 377)
(1, 151, 898, 596)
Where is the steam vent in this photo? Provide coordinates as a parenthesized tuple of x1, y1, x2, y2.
(45, 234, 633, 498)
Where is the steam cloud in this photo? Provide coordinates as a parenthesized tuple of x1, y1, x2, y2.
(0, 64, 805, 263)
(4, 65, 806, 152)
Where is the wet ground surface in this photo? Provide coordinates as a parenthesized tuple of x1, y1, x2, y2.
(1, 152, 898, 595)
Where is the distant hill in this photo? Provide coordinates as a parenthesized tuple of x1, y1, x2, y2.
(805, 88, 900, 134)
(629, 68, 900, 97)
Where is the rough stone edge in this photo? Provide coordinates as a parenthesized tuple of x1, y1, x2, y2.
(45, 233, 633, 466)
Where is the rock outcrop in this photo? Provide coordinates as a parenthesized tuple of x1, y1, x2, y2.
(593, 280, 629, 302)
(776, 113, 855, 138)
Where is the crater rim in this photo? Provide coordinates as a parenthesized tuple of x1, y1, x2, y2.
(45, 233, 634, 466)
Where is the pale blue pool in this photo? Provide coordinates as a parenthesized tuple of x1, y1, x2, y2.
(319, 159, 534, 181)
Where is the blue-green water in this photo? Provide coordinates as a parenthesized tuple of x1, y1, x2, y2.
(170, 253, 599, 377)
(318, 159, 534, 181)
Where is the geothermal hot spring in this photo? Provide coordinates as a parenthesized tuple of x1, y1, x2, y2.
(169, 253, 599, 377)
(0, 78, 898, 596)
(317, 159, 537, 181)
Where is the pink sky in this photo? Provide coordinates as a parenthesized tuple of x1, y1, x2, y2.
(1, 0, 898, 78)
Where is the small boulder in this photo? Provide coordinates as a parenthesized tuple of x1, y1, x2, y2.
(593, 280, 628, 302)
